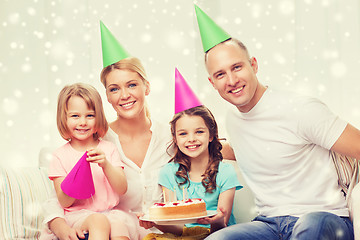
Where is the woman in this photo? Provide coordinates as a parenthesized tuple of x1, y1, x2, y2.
(42, 56, 173, 240)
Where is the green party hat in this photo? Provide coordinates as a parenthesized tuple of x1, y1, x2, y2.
(100, 21, 131, 68)
(194, 4, 231, 52)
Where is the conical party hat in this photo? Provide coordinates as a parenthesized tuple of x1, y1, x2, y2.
(61, 152, 95, 199)
(100, 21, 131, 68)
(175, 68, 202, 114)
(194, 4, 231, 53)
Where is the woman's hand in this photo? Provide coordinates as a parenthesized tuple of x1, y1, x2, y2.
(49, 217, 87, 240)
(137, 213, 156, 229)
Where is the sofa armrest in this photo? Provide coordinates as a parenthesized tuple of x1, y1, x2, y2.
(0, 167, 53, 239)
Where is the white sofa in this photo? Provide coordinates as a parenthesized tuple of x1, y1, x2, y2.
(0, 149, 256, 240)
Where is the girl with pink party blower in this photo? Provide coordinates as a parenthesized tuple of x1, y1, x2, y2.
(46, 83, 139, 240)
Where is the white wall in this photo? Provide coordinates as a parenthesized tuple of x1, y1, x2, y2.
(1, 0, 359, 167)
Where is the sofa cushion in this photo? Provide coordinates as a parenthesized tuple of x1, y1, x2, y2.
(0, 167, 53, 240)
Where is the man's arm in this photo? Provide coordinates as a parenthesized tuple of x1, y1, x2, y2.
(331, 123, 360, 159)
(221, 141, 236, 160)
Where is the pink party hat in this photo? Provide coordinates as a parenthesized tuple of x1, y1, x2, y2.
(61, 152, 95, 199)
(175, 68, 202, 114)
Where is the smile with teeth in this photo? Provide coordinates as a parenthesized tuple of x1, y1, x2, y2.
(120, 101, 135, 108)
(76, 129, 89, 133)
(186, 145, 200, 150)
(229, 86, 244, 94)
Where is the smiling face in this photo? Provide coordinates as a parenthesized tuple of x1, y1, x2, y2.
(66, 95, 97, 145)
(206, 40, 264, 113)
(174, 115, 212, 161)
(105, 69, 150, 119)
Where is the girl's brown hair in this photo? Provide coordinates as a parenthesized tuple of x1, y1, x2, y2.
(169, 105, 223, 193)
(57, 83, 108, 141)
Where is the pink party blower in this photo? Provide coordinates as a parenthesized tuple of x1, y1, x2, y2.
(61, 151, 95, 199)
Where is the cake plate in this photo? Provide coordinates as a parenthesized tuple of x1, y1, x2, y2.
(140, 210, 217, 225)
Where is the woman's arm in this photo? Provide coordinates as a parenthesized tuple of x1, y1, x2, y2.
(86, 148, 127, 195)
(49, 217, 86, 240)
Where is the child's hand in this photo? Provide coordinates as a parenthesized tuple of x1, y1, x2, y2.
(197, 207, 226, 226)
(86, 148, 108, 168)
(137, 213, 156, 229)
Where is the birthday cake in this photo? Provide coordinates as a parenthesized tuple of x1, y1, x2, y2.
(149, 198, 207, 220)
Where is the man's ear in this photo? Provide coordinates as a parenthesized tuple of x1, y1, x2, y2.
(208, 77, 216, 89)
(250, 57, 258, 73)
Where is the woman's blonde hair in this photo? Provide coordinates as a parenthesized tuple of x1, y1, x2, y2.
(57, 83, 108, 141)
(100, 57, 150, 117)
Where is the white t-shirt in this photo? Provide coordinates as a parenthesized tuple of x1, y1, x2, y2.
(226, 87, 349, 217)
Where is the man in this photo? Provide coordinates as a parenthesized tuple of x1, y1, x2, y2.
(195, 5, 360, 240)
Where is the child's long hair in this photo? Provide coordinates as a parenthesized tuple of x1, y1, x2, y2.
(57, 83, 108, 141)
(169, 105, 222, 193)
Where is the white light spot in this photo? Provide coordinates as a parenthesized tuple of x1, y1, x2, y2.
(323, 50, 338, 60)
(274, 53, 286, 65)
(165, 31, 185, 49)
(317, 84, 326, 93)
(43, 134, 50, 141)
(27, 7, 36, 16)
(51, 65, 58, 72)
(182, 48, 190, 55)
(278, 1, 294, 15)
(34, 31, 44, 39)
(3, 98, 18, 115)
(42, 98, 49, 105)
(322, 0, 330, 7)
(14, 90, 22, 98)
(22, 63, 32, 72)
(55, 78, 62, 85)
(9, 13, 20, 24)
(39, 111, 53, 126)
(234, 17, 242, 24)
(66, 59, 73, 66)
(45, 42, 52, 49)
(6, 120, 14, 127)
(251, 4, 262, 18)
(330, 61, 347, 78)
(141, 33, 152, 43)
(255, 42, 263, 49)
(10, 42, 18, 49)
